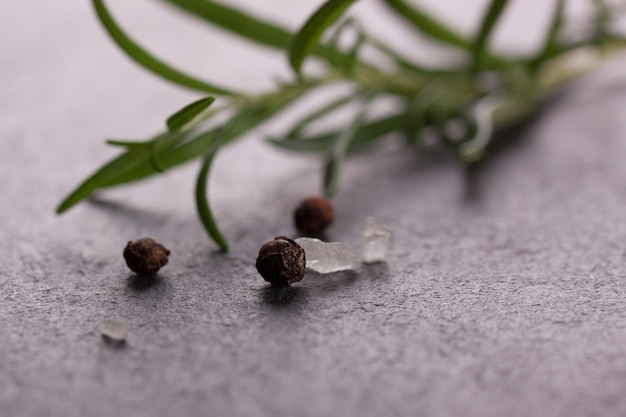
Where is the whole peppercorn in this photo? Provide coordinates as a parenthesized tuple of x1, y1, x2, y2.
(255, 236, 306, 287)
(123, 238, 170, 276)
(294, 196, 334, 236)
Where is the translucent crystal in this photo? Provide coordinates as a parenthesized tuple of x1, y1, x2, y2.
(361, 217, 393, 263)
(100, 319, 128, 342)
(295, 237, 359, 274)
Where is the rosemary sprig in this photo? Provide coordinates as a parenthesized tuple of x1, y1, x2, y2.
(58, 0, 626, 250)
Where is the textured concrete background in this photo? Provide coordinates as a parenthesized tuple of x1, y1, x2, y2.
(2, 1, 626, 416)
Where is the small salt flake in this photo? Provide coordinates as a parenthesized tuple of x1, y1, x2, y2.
(100, 319, 128, 343)
(295, 237, 359, 274)
(361, 217, 393, 263)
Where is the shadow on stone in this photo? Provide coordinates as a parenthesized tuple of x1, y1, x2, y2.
(260, 285, 306, 307)
(307, 270, 359, 294)
(88, 197, 171, 229)
(101, 336, 127, 350)
(296, 231, 330, 242)
(127, 274, 161, 291)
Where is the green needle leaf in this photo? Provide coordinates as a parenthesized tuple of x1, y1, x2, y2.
(92, 0, 237, 95)
(343, 32, 366, 75)
(530, 0, 565, 71)
(286, 94, 355, 139)
(367, 36, 421, 74)
(195, 136, 229, 251)
(593, 0, 610, 37)
(383, 0, 471, 50)
(159, 0, 338, 61)
(269, 114, 405, 153)
(288, 0, 359, 75)
(106, 139, 150, 149)
(474, 0, 510, 68)
(323, 102, 369, 198)
(166, 96, 216, 132)
(457, 95, 498, 163)
(159, 0, 291, 50)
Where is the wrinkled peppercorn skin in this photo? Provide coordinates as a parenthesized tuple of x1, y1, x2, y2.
(294, 196, 334, 236)
(123, 238, 170, 276)
(256, 236, 306, 286)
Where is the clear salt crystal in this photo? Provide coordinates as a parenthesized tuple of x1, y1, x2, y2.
(295, 237, 359, 274)
(100, 319, 128, 342)
(361, 217, 393, 263)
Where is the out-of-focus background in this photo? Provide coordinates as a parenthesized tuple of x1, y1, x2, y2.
(2, 1, 626, 416)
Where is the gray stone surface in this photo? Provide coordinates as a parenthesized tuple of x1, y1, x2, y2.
(2, 1, 626, 417)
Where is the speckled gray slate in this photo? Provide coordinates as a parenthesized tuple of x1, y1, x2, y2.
(2, 2, 626, 417)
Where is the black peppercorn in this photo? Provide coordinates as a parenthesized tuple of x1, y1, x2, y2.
(255, 236, 306, 286)
(294, 196, 334, 236)
(123, 238, 170, 276)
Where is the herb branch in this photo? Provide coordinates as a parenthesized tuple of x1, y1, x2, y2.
(58, 0, 626, 249)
